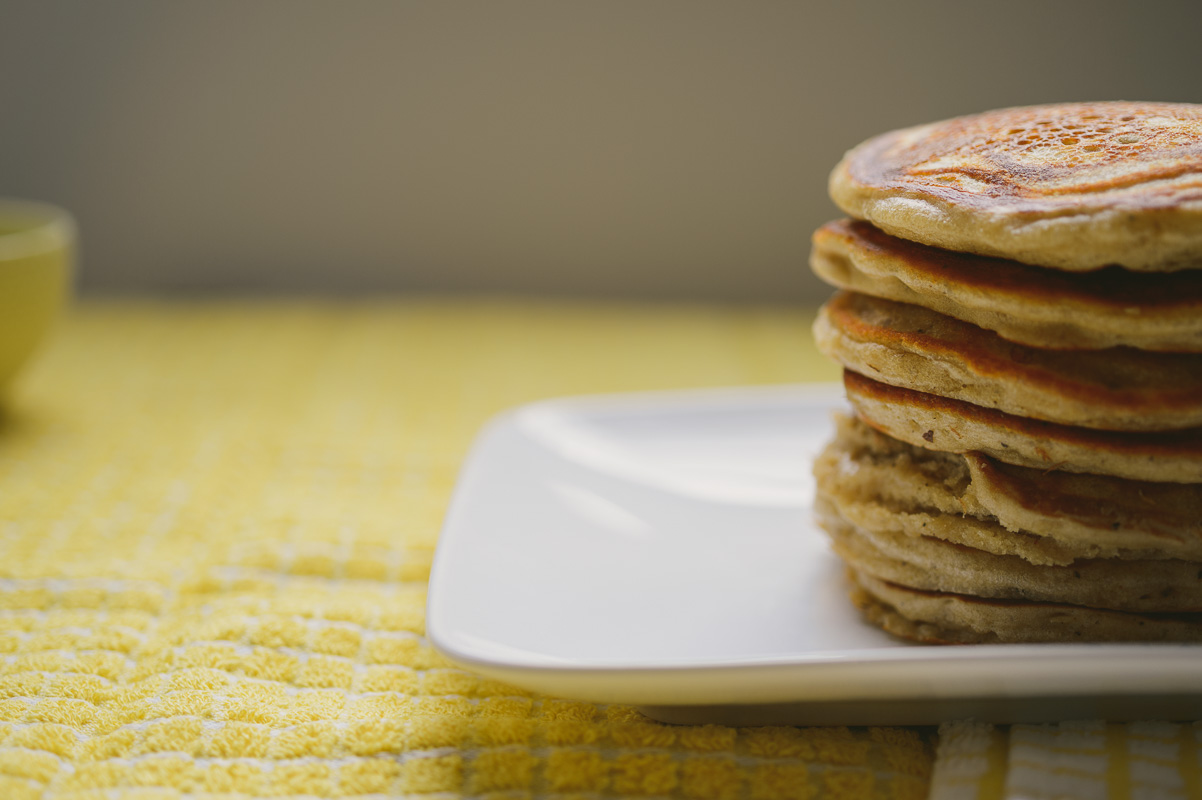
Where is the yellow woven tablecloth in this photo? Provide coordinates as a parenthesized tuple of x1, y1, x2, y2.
(0, 299, 940, 799)
(6, 300, 1195, 800)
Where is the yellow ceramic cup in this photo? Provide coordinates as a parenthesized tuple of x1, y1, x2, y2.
(0, 199, 73, 388)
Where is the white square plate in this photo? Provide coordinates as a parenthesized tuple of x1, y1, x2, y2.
(427, 384, 1202, 725)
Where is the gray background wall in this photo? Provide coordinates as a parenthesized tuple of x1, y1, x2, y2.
(2, 0, 1200, 303)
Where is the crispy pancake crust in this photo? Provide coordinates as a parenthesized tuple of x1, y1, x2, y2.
(849, 569, 1202, 644)
(814, 413, 1202, 563)
(815, 291, 1202, 431)
(810, 219, 1202, 350)
(843, 370, 1202, 483)
(830, 102, 1202, 271)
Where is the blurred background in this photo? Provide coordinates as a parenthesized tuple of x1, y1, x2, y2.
(2, 0, 1201, 305)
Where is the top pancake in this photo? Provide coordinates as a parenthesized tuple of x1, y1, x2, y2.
(830, 102, 1202, 271)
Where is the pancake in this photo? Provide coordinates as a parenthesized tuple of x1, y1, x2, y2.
(817, 477, 1085, 567)
(844, 370, 1202, 483)
(821, 505, 1202, 613)
(848, 569, 1202, 644)
(814, 413, 1202, 564)
(814, 291, 1202, 431)
(829, 102, 1202, 271)
(810, 219, 1202, 351)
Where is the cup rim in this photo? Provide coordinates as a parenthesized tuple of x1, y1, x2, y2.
(0, 198, 75, 262)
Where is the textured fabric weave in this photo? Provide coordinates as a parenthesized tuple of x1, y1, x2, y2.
(929, 720, 1202, 800)
(0, 300, 942, 799)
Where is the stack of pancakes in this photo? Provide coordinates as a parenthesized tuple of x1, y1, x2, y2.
(809, 101, 1202, 643)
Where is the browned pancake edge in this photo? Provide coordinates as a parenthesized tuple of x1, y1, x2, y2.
(843, 370, 1202, 483)
(811, 219, 1202, 350)
(816, 290, 1202, 430)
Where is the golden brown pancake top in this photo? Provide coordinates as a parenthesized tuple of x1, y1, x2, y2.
(841, 101, 1202, 210)
(830, 102, 1202, 270)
